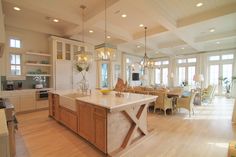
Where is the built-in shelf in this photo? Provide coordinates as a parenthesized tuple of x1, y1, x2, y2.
(26, 74, 51, 77)
(25, 52, 51, 57)
(25, 63, 52, 67)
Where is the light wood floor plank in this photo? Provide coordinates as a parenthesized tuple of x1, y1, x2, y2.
(15, 96, 236, 157)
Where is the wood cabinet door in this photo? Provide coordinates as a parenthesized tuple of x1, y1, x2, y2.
(79, 102, 95, 143)
(59, 107, 68, 125)
(94, 114, 107, 152)
(54, 94, 60, 121)
(20, 95, 35, 111)
(7, 96, 20, 113)
(60, 106, 78, 133)
(48, 93, 53, 116)
(68, 111, 77, 133)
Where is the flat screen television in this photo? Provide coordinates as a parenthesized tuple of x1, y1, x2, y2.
(132, 73, 139, 81)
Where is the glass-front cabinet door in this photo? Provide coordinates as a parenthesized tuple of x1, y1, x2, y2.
(65, 43, 71, 60)
(56, 41, 63, 59)
(55, 41, 73, 60)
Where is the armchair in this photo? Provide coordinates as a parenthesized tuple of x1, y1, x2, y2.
(201, 85, 216, 104)
(150, 91, 173, 115)
(176, 92, 196, 117)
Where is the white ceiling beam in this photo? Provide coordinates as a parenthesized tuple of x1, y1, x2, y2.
(158, 40, 187, 49)
(133, 26, 167, 40)
(195, 30, 236, 43)
(94, 21, 133, 42)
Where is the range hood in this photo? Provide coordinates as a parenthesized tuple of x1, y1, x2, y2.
(0, 0, 5, 58)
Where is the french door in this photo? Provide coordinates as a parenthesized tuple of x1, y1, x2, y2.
(209, 63, 233, 95)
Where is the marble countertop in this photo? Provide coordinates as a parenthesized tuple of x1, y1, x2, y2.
(0, 88, 53, 96)
(50, 89, 157, 112)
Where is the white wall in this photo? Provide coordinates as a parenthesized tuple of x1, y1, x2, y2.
(2, 26, 49, 77)
(73, 60, 97, 90)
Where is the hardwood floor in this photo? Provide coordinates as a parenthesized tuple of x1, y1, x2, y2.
(15, 96, 236, 157)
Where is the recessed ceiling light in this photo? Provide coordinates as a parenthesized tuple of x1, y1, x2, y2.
(89, 30, 94, 33)
(209, 28, 215, 32)
(53, 19, 59, 23)
(121, 14, 127, 18)
(216, 41, 220, 44)
(181, 47, 185, 50)
(139, 24, 144, 27)
(13, 7, 21, 11)
(107, 35, 111, 39)
(137, 45, 141, 48)
(196, 2, 203, 7)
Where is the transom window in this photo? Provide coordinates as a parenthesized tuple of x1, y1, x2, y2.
(222, 54, 234, 60)
(209, 54, 234, 61)
(178, 58, 197, 64)
(10, 38, 21, 48)
(209, 56, 220, 61)
(155, 60, 169, 66)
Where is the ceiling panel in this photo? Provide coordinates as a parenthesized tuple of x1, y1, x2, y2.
(153, 0, 236, 20)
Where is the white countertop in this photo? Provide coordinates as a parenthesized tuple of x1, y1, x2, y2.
(50, 90, 157, 112)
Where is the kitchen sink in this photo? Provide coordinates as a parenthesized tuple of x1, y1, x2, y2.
(60, 93, 85, 111)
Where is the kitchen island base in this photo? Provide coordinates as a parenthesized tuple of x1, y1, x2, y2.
(49, 91, 157, 156)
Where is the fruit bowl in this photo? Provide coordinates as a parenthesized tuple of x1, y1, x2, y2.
(100, 89, 111, 95)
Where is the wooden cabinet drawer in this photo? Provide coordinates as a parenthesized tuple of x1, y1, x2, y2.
(36, 100, 48, 109)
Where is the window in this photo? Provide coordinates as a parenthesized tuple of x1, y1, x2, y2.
(126, 66, 131, 83)
(155, 61, 161, 66)
(187, 58, 196, 63)
(101, 63, 108, 88)
(178, 59, 186, 64)
(10, 54, 21, 75)
(222, 54, 234, 60)
(162, 61, 169, 65)
(178, 67, 185, 85)
(209, 65, 219, 85)
(162, 68, 168, 85)
(222, 64, 232, 82)
(188, 66, 195, 85)
(10, 38, 21, 48)
(126, 58, 130, 63)
(155, 68, 161, 84)
(209, 56, 220, 61)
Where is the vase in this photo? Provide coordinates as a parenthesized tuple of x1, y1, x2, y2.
(78, 74, 89, 95)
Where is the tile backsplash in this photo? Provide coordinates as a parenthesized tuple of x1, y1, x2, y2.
(1, 76, 49, 90)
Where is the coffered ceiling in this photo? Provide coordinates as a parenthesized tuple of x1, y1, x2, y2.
(2, 0, 236, 57)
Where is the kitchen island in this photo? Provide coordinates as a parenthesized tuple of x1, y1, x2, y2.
(49, 90, 156, 156)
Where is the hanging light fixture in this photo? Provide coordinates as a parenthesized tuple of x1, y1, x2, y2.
(95, 0, 117, 61)
(140, 27, 154, 69)
(75, 5, 93, 69)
